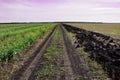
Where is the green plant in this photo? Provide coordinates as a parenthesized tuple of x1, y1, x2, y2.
(0, 23, 56, 62)
(44, 45, 60, 63)
(36, 65, 56, 79)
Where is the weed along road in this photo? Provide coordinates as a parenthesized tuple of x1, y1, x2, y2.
(0, 23, 119, 80)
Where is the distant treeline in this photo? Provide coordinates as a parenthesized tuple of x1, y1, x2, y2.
(1, 21, 120, 24)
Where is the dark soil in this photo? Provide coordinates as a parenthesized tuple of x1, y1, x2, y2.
(63, 23, 120, 80)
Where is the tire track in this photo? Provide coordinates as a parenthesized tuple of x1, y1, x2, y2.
(61, 24, 93, 80)
(11, 26, 57, 80)
(60, 25, 75, 80)
(11, 24, 94, 80)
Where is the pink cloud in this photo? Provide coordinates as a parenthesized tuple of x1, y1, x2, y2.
(98, 2, 120, 8)
(0, 0, 120, 22)
(0, 0, 66, 5)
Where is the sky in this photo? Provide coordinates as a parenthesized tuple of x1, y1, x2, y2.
(0, 0, 120, 23)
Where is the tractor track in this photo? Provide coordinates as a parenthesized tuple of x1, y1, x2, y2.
(11, 24, 96, 80)
(61, 25, 93, 80)
(11, 26, 57, 80)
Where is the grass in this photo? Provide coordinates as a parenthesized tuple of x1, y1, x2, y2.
(36, 65, 57, 79)
(44, 45, 61, 64)
(44, 28, 63, 64)
(79, 48, 110, 80)
(36, 27, 65, 79)
(67, 23, 120, 37)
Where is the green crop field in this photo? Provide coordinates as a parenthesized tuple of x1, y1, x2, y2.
(67, 23, 120, 38)
(0, 23, 56, 62)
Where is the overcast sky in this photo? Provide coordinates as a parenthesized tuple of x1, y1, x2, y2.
(0, 0, 120, 23)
